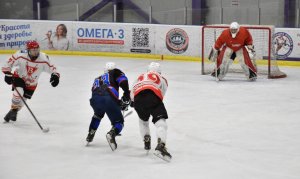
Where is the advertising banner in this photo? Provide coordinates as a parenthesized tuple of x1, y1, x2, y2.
(72, 22, 126, 52)
(274, 28, 300, 60)
(155, 25, 201, 56)
(0, 20, 73, 51)
(0, 19, 299, 60)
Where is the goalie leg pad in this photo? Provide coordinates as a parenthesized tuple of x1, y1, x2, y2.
(218, 59, 233, 80)
(218, 54, 234, 80)
(238, 48, 257, 80)
(214, 47, 233, 80)
(208, 47, 219, 62)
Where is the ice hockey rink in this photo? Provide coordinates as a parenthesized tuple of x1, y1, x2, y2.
(0, 54, 300, 179)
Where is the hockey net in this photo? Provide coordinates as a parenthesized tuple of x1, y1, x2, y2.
(201, 25, 287, 79)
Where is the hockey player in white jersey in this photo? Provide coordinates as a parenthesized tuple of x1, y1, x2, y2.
(2, 40, 60, 122)
(130, 62, 172, 162)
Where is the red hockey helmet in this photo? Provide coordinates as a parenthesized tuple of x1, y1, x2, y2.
(26, 40, 40, 60)
(26, 40, 40, 50)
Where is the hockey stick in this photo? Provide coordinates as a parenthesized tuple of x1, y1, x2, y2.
(213, 29, 219, 82)
(14, 87, 49, 133)
(123, 110, 133, 118)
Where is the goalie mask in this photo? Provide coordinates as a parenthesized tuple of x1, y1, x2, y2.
(104, 62, 116, 73)
(229, 22, 240, 38)
(147, 62, 161, 74)
(26, 40, 40, 61)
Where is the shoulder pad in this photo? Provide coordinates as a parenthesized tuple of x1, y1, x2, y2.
(114, 68, 123, 74)
(39, 52, 49, 61)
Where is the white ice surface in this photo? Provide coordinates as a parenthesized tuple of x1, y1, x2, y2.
(1, 55, 300, 179)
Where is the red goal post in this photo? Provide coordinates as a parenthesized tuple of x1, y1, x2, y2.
(201, 25, 287, 79)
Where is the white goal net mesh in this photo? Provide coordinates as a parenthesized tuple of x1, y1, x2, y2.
(201, 25, 287, 79)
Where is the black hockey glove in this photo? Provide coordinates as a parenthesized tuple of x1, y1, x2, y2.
(50, 73, 60, 87)
(120, 94, 131, 111)
(13, 77, 26, 88)
(130, 101, 134, 107)
(4, 73, 13, 85)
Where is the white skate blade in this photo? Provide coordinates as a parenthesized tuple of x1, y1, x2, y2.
(153, 151, 171, 162)
(106, 134, 117, 151)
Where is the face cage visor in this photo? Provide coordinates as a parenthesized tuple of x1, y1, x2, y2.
(230, 28, 239, 38)
(28, 48, 40, 60)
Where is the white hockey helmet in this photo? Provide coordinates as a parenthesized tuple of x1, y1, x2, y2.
(104, 62, 116, 72)
(229, 22, 240, 38)
(147, 62, 161, 74)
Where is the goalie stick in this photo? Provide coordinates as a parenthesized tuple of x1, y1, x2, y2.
(213, 30, 219, 82)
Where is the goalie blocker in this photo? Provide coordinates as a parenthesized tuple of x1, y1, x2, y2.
(208, 47, 219, 62)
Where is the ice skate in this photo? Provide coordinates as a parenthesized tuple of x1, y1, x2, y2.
(4, 109, 18, 123)
(211, 69, 219, 77)
(154, 138, 172, 162)
(86, 129, 96, 145)
(248, 70, 257, 81)
(106, 128, 117, 151)
(144, 135, 151, 151)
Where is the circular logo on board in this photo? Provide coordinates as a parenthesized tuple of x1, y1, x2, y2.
(273, 32, 293, 59)
(166, 28, 189, 54)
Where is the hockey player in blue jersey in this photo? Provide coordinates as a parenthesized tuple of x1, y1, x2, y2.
(86, 62, 131, 151)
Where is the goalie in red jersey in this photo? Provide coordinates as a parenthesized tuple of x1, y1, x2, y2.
(209, 22, 257, 81)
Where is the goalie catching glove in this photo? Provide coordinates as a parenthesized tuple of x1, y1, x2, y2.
(246, 45, 256, 59)
(50, 73, 60, 87)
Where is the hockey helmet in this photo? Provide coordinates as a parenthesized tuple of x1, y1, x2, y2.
(229, 22, 240, 38)
(147, 62, 161, 74)
(26, 40, 40, 61)
(104, 62, 116, 72)
(26, 40, 40, 49)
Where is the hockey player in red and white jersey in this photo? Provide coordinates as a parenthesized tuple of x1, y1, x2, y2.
(2, 40, 60, 122)
(209, 22, 257, 81)
(130, 62, 171, 162)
